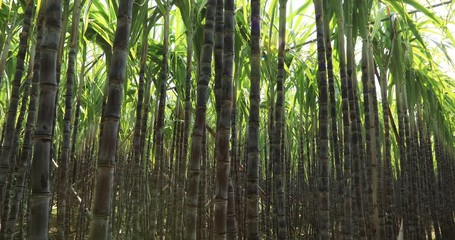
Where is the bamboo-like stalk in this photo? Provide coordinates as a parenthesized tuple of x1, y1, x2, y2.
(184, 0, 217, 239)
(179, 9, 194, 239)
(130, 7, 149, 236)
(246, 0, 260, 238)
(231, 71, 241, 238)
(367, 39, 381, 240)
(197, 127, 208, 239)
(88, 0, 133, 237)
(334, 1, 352, 238)
(213, 0, 224, 234)
(155, 6, 170, 237)
(29, 0, 62, 238)
(265, 105, 273, 239)
(361, 35, 381, 239)
(418, 108, 436, 239)
(214, 0, 224, 118)
(377, 54, 396, 239)
(214, 0, 235, 238)
(227, 177, 238, 239)
(57, 0, 81, 238)
(314, 0, 330, 238)
(231, 105, 241, 238)
(67, 44, 86, 236)
(272, 0, 288, 238)
(323, 12, 342, 234)
(345, 1, 366, 238)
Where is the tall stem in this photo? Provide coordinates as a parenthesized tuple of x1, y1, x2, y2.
(88, 0, 133, 237)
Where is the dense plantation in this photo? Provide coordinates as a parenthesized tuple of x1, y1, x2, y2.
(0, 0, 455, 239)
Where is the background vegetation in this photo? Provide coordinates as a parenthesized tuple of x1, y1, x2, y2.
(0, 0, 454, 239)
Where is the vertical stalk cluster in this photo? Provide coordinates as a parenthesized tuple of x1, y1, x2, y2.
(0, 1, 453, 239)
(0, 0, 34, 223)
